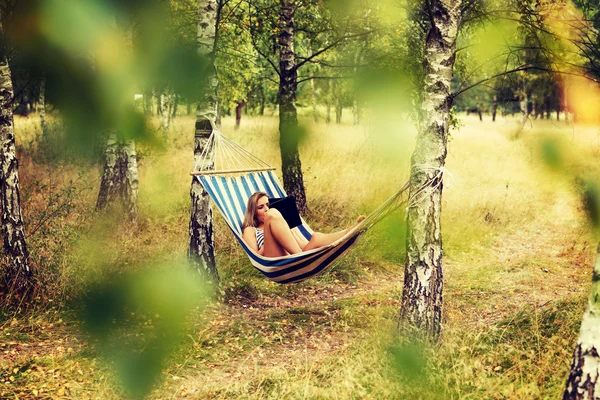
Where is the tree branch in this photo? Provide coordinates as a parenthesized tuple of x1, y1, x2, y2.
(297, 75, 351, 84)
(296, 30, 374, 69)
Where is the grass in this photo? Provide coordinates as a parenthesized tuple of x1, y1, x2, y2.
(0, 110, 598, 399)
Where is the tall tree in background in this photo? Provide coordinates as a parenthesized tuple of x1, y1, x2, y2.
(96, 132, 139, 219)
(247, 0, 370, 213)
(189, 0, 220, 282)
(0, 39, 31, 298)
(399, 0, 462, 339)
(160, 87, 173, 139)
(278, 0, 308, 213)
(38, 75, 46, 132)
(96, 22, 139, 220)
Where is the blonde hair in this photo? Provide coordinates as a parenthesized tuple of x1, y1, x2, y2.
(242, 192, 268, 230)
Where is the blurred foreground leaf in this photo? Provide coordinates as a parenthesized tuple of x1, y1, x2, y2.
(582, 181, 600, 227)
(389, 341, 427, 382)
(541, 138, 563, 169)
(80, 263, 211, 398)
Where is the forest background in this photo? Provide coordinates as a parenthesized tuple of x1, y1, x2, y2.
(1, 0, 600, 398)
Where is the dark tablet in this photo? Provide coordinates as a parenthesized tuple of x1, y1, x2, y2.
(268, 196, 302, 228)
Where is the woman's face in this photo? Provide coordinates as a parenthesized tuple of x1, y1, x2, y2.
(255, 196, 269, 225)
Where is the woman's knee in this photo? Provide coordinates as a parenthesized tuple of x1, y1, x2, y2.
(265, 208, 283, 222)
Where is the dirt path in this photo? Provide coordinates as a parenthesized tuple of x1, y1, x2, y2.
(157, 273, 403, 398)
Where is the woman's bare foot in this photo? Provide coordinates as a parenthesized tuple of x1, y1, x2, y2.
(345, 215, 367, 234)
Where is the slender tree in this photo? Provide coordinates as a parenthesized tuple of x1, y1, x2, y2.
(160, 87, 172, 139)
(38, 75, 46, 132)
(188, 0, 219, 282)
(0, 46, 31, 297)
(96, 22, 139, 220)
(563, 243, 600, 399)
(399, 0, 462, 340)
(96, 132, 139, 219)
(278, 0, 308, 213)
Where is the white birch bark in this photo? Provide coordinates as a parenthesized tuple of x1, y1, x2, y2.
(0, 60, 31, 296)
(39, 76, 46, 133)
(189, 0, 219, 282)
(96, 132, 139, 219)
(95, 22, 139, 220)
(160, 90, 171, 140)
(400, 0, 462, 340)
(520, 92, 528, 125)
(563, 243, 600, 399)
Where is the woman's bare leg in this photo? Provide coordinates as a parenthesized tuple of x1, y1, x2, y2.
(263, 209, 303, 256)
(302, 216, 366, 251)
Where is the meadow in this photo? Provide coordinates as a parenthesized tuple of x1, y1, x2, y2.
(0, 109, 597, 399)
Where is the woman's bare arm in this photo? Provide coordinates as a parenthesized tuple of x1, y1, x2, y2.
(242, 227, 264, 255)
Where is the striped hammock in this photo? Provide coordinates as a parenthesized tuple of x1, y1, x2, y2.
(193, 126, 410, 284)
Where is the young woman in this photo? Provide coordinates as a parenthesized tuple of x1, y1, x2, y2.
(241, 191, 365, 257)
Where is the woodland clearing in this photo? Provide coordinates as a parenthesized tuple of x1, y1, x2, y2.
(0, 111, 597, 399)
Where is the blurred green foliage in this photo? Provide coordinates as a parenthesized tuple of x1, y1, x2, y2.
(81, 264, 210, 398)
(5, 0, 207, 154)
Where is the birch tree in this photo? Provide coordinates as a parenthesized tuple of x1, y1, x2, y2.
(96, 133, 139, 219)
(278, 0, 308, 213)
(160, 87, 173, 139)
(563, 243, 600, 399)
(95, 22, 139, 220)
(0, 48, 31, 297)
(399, 0, 462, 339)
(38, 75, 46, 132)
(189, 0, 219, 282)
(246, 0, 371, 214)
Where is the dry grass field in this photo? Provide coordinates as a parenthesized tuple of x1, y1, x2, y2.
(1, 110, 598, 399)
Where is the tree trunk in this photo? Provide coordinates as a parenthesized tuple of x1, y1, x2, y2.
(39, 76, 46, 133)
(96, 132, 139, 219)
(235, 100, 244, 129)
(259, 81, 265, 115)
(171, 94, 178, 119)
(143, 88, 153, 116)
(352, 47, 362, 126)
(520, 92, 528, 125)
(325, 79, 332, 124)
(160, 90, 171, 140)
(278, 0, 307, 214)
(189, 0, 219, 283)
(335, 100, 342, 124)
(353, 99, 360, 125)
(399, 0, 461, 341)
(492, 95, 497, 122)
(310, 77, 318, 123)
(563, 243, 600, 399)
(0, 59, 32, 298)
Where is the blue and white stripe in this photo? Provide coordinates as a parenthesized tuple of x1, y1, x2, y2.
(197, 171, 363, 283)
(255, 228, 264, 250)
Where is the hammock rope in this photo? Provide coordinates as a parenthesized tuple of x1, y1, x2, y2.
(192, 127, 446, 283)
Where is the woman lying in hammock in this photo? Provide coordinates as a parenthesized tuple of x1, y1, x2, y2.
(242, 191, 365, 257)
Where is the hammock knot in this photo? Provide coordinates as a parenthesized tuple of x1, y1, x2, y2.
(406, 164, 453, 212)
